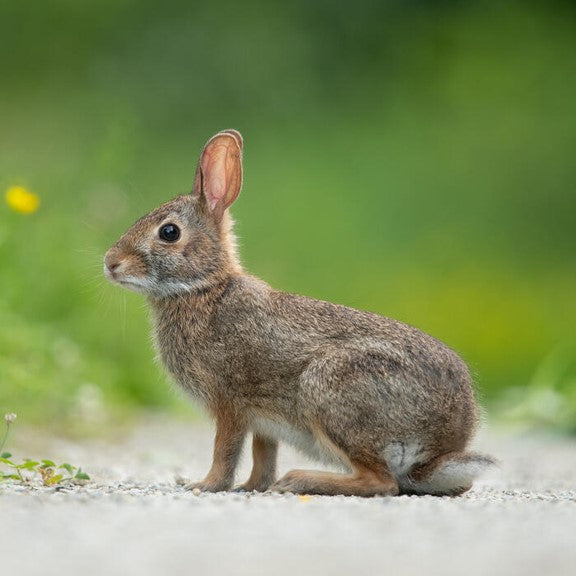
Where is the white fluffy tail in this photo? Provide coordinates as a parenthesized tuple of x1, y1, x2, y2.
(402, 452, 496, 496)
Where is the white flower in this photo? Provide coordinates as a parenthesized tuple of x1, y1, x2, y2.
(4, 413, 17, 423)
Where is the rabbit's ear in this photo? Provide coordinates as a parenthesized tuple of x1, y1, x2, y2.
(192, 130, 243, 221)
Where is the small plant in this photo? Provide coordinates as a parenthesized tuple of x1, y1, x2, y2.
(0, 413, 90, 487)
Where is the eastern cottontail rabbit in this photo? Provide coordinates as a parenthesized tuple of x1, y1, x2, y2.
(104, 129, 494, 496)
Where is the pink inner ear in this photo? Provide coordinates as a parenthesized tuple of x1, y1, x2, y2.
(201, 137, 240, 212)
(203, 147, 227, 210)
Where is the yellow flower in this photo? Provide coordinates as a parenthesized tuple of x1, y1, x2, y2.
(5, 186, 40, 214)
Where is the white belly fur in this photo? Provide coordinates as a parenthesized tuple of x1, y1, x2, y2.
(251, 416, 348, 470)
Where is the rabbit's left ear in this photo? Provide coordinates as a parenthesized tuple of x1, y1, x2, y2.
(192, 130, 243, 221)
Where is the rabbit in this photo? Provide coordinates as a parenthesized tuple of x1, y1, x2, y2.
(104, 129, 495, 497)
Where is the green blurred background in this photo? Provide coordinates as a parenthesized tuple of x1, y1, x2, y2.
(1, 0, 575, 433)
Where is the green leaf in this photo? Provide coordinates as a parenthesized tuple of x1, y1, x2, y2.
(40, 459, 56, 468)
(0, 473, 21, 481)
(0, 457, 15, 466)
(75, 469, 90, 480)
(59, 463, 75, 475)
(0, 452, 12, 459)
(19, 460, 40, 470)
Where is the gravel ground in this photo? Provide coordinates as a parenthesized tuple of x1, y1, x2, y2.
(1, 419, 576, 576)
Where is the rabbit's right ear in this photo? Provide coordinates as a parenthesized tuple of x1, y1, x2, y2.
(192, 130, 243, 222)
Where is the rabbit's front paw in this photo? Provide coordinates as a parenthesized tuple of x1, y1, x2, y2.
(233, 477, 275, 493)
(185, 479, 232, 493)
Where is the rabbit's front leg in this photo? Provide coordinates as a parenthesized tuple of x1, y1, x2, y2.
(235, 434, 278, 492)
(186, 409, 247, 492)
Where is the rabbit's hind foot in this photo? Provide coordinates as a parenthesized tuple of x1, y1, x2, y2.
(271, 464, 399, 497)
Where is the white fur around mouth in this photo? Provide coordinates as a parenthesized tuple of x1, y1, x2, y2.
(104, 269, 154, 293)
(104, 263, 205, 297)
(115, 277, 153, 293)
(117, 278, 146, 287)
(108, 273, 197, 297)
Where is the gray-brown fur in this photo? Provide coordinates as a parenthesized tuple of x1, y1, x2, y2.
(104, 129, 495, 497)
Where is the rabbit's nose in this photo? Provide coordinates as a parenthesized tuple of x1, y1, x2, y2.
(104, 252, 123, 277)
(107, 260, 120, 272)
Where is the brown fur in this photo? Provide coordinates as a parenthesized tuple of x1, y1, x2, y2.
(104, 129, 495, 497)
(236, 434, 278, 492)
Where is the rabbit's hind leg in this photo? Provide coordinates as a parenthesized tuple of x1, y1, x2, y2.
(271, 427, 398, 497)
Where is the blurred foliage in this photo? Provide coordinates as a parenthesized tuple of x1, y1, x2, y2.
(0, 0, 575, 431)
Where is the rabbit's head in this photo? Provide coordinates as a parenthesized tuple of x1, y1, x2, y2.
(104, 130, 243, 298)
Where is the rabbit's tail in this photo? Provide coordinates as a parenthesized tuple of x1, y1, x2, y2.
(400, 452, 497, 496)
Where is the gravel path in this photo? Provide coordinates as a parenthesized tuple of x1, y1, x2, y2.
(1, 419, 575, 576)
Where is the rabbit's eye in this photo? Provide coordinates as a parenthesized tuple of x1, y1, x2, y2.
(159, 223, 180, 242)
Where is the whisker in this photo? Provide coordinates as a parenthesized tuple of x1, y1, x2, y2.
(73, 247, 105, 256)
(80, 219, 101, 234)
(121, 293, 127, 341)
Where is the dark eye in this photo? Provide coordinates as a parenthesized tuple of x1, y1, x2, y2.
(158, 223, 180, 242)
